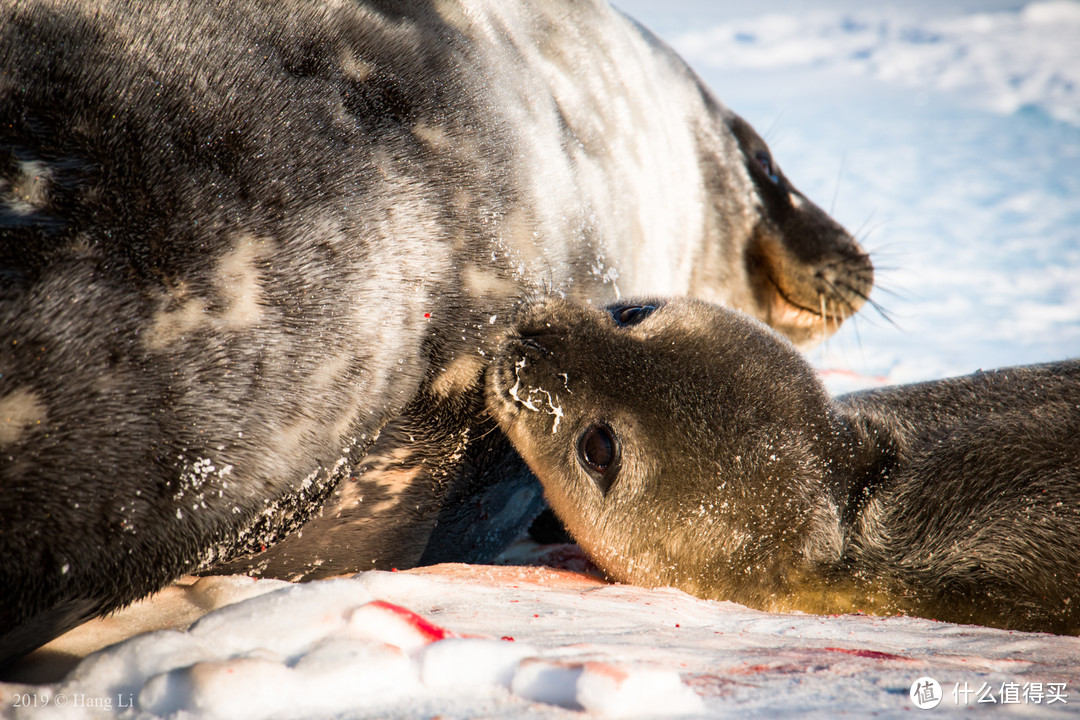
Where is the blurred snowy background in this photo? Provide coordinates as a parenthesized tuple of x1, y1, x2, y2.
(618, 0, 1080, 389)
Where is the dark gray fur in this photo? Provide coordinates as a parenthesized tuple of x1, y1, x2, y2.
(488, 297, 1080, 633)
(1, 0, 870, 664)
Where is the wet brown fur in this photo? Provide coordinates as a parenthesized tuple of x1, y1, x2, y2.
(488, 297, 1080, 634)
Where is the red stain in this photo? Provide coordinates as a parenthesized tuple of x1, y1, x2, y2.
(583, 661, 630, 683)
(739, 664, 783, 675)
(424, 312, 431, 318)
(724, 647, 913, 678)
(368, 600, 452, 643)
(501, 636, 515, 642)
(817, 368, 889, 384)
(823, 647, 909, 662)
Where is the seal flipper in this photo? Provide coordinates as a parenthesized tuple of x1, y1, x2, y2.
(212, 397, 544, 578)
(418, 429, 546, 565)
(208, 411, 459, 579)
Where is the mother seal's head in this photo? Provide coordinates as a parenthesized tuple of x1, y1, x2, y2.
(488, 297, 1080, 633)
(696, 111, 875, 348)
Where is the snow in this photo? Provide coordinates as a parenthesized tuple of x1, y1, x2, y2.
(4, 565, 1079, 718)
(4, 1, 1080, 717)
(673, 2, 1080, 125)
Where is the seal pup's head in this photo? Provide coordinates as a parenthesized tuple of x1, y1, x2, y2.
(486, 296, 845, 607)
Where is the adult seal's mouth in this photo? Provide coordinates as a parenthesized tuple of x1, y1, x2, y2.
(746, 226, 875, 346)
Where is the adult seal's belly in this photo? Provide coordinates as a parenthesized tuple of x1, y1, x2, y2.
(0, 0, 871, 663)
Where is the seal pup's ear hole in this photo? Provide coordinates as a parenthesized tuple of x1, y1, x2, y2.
(609, 304, 658, 327)
(754, 151, 781, 185)
(577, 423, 620, 494)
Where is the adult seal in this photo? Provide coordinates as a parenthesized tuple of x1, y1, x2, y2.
(1, 0, 871, 662)
(488, 297, 1080, 634)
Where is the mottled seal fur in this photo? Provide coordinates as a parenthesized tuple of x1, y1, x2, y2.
(1, 0, 871, 663)
(488, 297, 1080, 634)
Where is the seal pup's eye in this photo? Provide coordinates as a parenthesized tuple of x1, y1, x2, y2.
(754, 150, 781, 185)
(578, 423, 620, 493)
(610, 305, 657, 327)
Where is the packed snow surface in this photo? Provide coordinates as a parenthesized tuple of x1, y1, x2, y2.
(4, 566, 1079, 719)
(675, 1, 1080, 125)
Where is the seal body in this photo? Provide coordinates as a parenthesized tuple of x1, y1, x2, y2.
(1, 0, 870, 662)
(488, 297, 1080, 633)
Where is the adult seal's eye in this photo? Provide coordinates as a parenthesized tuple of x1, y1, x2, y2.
(610, 304, 657, 327)
(754, 150, 781, 185)
(578, 423, 619, 493)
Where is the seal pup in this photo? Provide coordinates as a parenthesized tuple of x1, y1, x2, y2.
(487, 297, 1080, 634)
(1, 0, 870, 663)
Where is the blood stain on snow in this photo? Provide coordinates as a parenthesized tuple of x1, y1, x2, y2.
(366, 600, 453, 643)
(823, 647, 912, 662)
(735, 663, 810, 676)
(583, 661, 630, 683)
